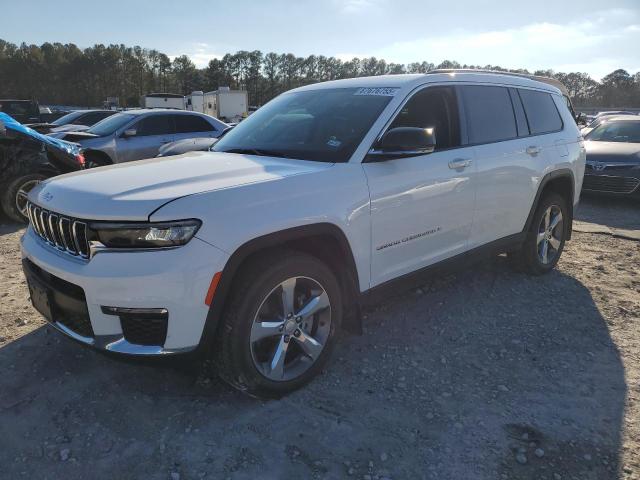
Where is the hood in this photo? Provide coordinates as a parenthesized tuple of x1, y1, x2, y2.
(53, 131, 99, 141)
(585, 141, 640, 164)
(29, 151, 333, 221)
(158, 137, 216, 157)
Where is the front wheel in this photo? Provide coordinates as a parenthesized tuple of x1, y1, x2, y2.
(1, 173, 48, 223)
(214, 250, 342, 397)
(508, 192, 569, 275)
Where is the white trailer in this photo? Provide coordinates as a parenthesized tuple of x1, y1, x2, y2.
(203, 87, 248, 123)
(141, 93, 185, 110)
(186, 91, 204, 113)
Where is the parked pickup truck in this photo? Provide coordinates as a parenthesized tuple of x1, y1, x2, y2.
(21, 71, 585, 397)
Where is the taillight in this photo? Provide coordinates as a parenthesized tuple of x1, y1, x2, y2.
(76, 153, 85, 167)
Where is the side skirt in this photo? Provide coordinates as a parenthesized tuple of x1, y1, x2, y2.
(360, 232, 526, 307)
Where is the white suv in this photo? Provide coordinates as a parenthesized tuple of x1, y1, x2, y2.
(21, 71, 585, 396)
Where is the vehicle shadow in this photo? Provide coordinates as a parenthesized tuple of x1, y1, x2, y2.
(0, 220, 24, 236)
(577, 194, 640, 230)
(0, 256, 627, 480)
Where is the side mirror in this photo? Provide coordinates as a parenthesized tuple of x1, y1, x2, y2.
(367, 127, 436, 161)
(122, 128, 137, 138)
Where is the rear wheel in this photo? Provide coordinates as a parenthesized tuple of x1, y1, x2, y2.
(508, 192, 568, 275)
(214, 250, 342, 397)
(1, 173, 48, 223)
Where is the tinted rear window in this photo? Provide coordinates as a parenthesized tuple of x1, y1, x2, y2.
(174, 114, 216, 133)
(135, 115, 175, 136)
(461, 85, 517, 144)
(518, 89, 563, 135)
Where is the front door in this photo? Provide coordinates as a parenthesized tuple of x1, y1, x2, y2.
(116, 113, 176, 162)
(363, 86, 476, 287)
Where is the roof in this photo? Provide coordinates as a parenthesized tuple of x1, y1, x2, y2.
(290, 70, 561, 95)
(115, 109, 212, 116)
(145, 93, 184, 98)
(598, 115, 640, 122)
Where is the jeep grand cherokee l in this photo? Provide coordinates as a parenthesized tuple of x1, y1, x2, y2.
(21, 71, 585, 396)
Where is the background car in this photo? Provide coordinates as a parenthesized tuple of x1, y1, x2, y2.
(27, 109, 117, 134)
(583, 116, 640, 198)
(49, 109, 228, 167)
(0, 112, 84, 222)
(580, 112, 637, 137)
(0, 99, 42, 124)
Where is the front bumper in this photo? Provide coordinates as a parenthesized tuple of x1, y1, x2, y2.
(21, 227, 229, 355)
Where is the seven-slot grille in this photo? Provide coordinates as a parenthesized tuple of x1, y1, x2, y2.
(27, 202, 90, 258)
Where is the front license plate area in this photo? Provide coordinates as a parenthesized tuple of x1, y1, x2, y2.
(27, 275, 53, 322)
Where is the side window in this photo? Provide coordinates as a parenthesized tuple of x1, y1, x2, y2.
(388, 86, 460, 150)
(508, 88, 530, 137)
(518, 89, 563, 135)
(173, 114, 216, 133)
(135, 115, 175, 136)
(81, 112, 113, 125)
(563, 95, 578, 124)
(461, 85, 517, 144)
(74, 112, 100, 125)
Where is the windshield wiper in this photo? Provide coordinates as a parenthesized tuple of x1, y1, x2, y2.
(220, 148, 294, 159)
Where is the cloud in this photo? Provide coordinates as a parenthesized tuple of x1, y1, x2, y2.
(169, 43, 225, 68)
(336, 0, 380, 14)
(339, 9, 640, 79)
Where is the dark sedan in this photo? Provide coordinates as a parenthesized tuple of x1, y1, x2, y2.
(583, 116, 640, 198)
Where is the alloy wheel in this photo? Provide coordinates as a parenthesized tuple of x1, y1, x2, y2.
(250, 276, 331, 382)
(15, 179, 42, 218)
(537, 205, 563, 265)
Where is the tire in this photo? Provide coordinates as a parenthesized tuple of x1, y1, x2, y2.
(508, 192, 569, 275)
(1, 173, 48, 223)
(214, 249, 342, 397)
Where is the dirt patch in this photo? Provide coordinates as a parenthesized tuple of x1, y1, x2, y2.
(0, 196, 639, 480)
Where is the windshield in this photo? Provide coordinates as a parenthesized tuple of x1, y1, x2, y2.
(51, 111, 85, 126)
(586, 121, 640, 143)
(87, 113, 135, 136)
(213, 87, 395, 162)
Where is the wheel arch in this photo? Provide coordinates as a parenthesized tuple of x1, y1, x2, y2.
(197, 223, 362, 355)
(84, 149, 113, 166)
(524, 168, 575, 240)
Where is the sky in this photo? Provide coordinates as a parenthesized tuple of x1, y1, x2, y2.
(1, 0, 639, 80)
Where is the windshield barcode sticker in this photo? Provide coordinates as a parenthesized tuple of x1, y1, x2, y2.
(354, 87, 399, 96)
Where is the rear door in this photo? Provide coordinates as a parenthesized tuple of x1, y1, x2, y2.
(460, 84, 537, 248)
(518, 88, 567, 162)
(363, 85, 477, 286)
(172, 114, 219, 141)
(116, 113, 176, 162)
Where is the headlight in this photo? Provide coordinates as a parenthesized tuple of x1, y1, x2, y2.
(90, 219, 201, 248)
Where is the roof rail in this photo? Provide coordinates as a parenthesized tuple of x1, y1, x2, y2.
(426, 69, 569, 96)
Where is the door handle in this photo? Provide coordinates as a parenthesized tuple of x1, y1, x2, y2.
(448, 158, 472, 170)
(526, 146, 541, 156)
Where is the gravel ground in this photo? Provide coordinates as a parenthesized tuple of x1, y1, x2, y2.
(0, 195, 639, 480)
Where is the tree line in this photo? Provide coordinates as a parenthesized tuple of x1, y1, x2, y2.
(1, 39, 639, 109)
